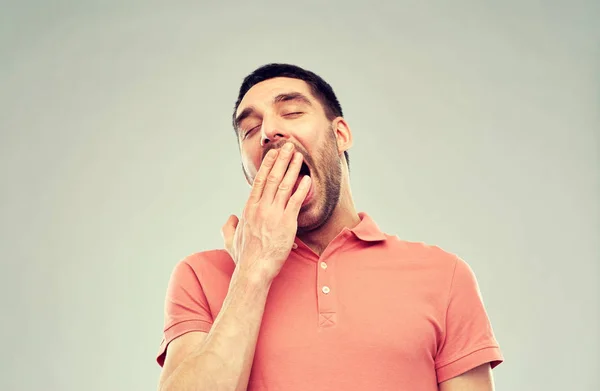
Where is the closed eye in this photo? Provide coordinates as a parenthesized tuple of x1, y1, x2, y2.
(243, 125, 261, 139)
(284, 112, 303, 117)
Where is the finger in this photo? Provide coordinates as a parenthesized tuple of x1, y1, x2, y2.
(221, 214, 239, 255)
(261, 142, 296, 204)
(248, 149, 278, 204)
(284, 175, 311, 218)
(273, 151, 304, 208)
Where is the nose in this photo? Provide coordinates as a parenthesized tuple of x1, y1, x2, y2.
(260, 114, 289, 147)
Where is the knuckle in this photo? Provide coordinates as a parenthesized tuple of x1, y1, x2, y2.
(253, 176, 266, 186)
(278, 182, 291, 191)
(266, 173, 279, 183)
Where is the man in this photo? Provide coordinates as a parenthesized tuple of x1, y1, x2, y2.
(156, 63, 503, 390)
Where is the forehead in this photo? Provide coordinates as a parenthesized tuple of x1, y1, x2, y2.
(236, 77, 316, 116)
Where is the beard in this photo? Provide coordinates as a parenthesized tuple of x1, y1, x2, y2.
(241, 125, 344, 234)
(296, 125, 343, 234)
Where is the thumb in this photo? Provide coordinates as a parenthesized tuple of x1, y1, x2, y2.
(221, 214, 239, 256)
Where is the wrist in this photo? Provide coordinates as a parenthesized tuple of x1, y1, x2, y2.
(232, 265, 274, 292)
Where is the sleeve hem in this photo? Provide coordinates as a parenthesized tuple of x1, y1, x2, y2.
(436, 345, 504, 383)
(156, 319, 213, 367)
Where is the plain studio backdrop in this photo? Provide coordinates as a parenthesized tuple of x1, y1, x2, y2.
(1, 1, 598, 390)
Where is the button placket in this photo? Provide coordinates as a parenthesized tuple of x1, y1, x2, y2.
(316, 255, 337, 328)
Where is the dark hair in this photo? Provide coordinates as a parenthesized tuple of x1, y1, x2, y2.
(232, 63, 349, 169)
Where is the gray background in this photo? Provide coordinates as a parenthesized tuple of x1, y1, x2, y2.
(1, 1, 598, 390)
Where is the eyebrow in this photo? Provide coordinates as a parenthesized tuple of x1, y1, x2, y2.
(273, 92, 313, 106)
(234, 92, 313, 131)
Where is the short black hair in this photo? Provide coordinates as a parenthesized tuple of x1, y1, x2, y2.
(232, 63, 349, 169)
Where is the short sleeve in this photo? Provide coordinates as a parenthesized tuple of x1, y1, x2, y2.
(435, 257, 504, 383)
(156, 256, 214, 367)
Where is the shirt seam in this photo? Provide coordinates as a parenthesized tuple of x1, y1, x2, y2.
(164, 318, 213, 334)
(435, 344, 500, 369)
(439, 255, 459, 350)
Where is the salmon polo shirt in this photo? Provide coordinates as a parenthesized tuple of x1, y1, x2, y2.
(157, 212, 503, 390)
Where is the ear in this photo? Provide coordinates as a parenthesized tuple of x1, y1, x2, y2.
(332, 117, 353, 156)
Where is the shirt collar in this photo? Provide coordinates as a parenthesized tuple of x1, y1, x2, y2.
(349, 212, 387, 242)
(291, 212, 387, 251)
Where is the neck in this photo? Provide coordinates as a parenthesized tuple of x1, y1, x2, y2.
(297, 180, 359, 256)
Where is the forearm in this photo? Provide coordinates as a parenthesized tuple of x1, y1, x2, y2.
(160, 270, 271, 391)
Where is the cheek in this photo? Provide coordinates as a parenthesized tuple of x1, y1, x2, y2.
(241, 150, 261, 179)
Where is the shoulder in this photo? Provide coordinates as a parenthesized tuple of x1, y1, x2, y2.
(386, 236, 462, 265)
(168, 249, 235, 284)
(382, 236, 472, 279)
(386, 238, 483, 300)
(178, 248, 233, 269)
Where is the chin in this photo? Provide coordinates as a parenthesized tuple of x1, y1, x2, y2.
(297, 202, 328, 234)
(296, 176, 341, 234)
(297, 206, 315, 228)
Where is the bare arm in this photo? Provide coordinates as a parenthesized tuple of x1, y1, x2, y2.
(158, 143, 311, 391)
(438, 363, 495, 391)
(158, 271, 271, 391)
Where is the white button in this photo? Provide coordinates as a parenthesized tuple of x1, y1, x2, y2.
(322, 286, 330, 294)
(320, 262, 327, 269)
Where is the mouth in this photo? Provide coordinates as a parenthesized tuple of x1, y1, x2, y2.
(299, 160, 311, 177)
(281, 155, 310, 178)
(292, 160, 314, 206)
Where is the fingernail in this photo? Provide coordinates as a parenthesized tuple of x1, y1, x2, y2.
(283, 143, 293, 151)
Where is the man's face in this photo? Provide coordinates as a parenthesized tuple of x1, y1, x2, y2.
(234, 77, 343, 233)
